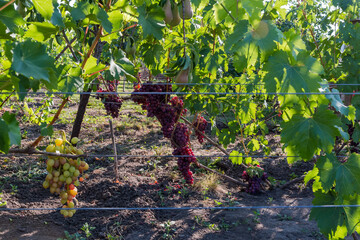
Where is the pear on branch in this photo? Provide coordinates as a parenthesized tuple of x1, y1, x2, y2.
(169, 2, 181, 26)
(163, 0, 173, 25)
(179, 0, 193, 20)
(175, 67, 190, 84)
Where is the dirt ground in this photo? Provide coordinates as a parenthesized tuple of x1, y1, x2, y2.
(0, 97, 330, 240)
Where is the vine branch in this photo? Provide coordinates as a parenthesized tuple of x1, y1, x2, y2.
(0, 90, 14, 109)
(0, 0, 15, 12)
(62, 30, 79, 62)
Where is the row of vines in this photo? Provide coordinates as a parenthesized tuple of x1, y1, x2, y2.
(0, 0, 360, 239)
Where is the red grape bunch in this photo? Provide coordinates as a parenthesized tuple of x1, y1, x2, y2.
(131, 82, 197, 184)
(96, 79, 123, 118)
(43, 135, 89, 217)
(173, 147, 196, 184)
(242, 165, 268, 194)
(193, 115, 208, 144)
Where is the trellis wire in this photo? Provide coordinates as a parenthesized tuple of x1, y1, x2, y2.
(0, 154, 348, 159)
(1, 204, 360, 212)
(1, 82, 360, 86)
(1, 91, 360, 95)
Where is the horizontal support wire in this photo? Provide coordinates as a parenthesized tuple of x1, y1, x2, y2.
(0, 154, 348, 158)
(1, 91, 360, 95)
(1, 204, 360, 212)
(0, 82, 360, 86)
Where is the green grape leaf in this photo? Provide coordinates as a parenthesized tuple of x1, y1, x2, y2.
(352, 123, 360, 143)
(51, 2, 65, 28)
(0, 21, 12, 39)
(24, 22, 59, 42)
(0, 117, 10, 153)
(263, 50, 323, 93)
(316, 153, 339, 192)
(58, 67, 84, 95)
(235, 101, 256, 124)
(304, 166, 319, 186)
(310, 191, 348, 239)
(2, 112, 20, 146)
(332, 0, 353, 11)
(247, 139, 260, 152)
(233, 39, 258, 71)
(71, 2, 112, 33)
(0, 0, 25, 32)
(40, 123, 53, 137)
(83, 56, 105, 76)
(242, 0, 263, 23)
(335, 153, 360, 197)
(224, 20, 249, 53)
(282, 29, 306, 58)
(110, 49, 136, 81)
(137, 5, 164, 40)
(11, 40, 55, 82)
(229, 151, 243, 165)
(324, 88, 356, 122)
(212, 0, 240, 24)
(107, 10, 123, 32)
(281, 107, 341, 160)
(32, 0, 54, 20)
(142, 43, 163, 67)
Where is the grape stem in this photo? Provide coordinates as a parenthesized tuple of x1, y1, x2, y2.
(0, 0, 15, 12)
(0, 90, 15, 109)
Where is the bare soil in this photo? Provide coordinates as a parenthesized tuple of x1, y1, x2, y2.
(0, 97, 327, 240)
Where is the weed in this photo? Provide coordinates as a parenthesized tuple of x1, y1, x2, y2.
(57, 231, 85, 240)
(252, 210, 261, 223)
(81, 222, 95, 238)
(10, 184, 18, 194)
(0, 192, 6, 207)
(194, 173, 219, 193)
(160, 220, 176, 240)
(194, 216, 220, 231)
(277, 214, 293, 221)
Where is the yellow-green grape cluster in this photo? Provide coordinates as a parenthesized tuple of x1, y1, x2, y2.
(42, 137, 89, 217)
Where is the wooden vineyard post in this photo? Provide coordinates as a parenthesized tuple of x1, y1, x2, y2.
(109, 119, 119, 182)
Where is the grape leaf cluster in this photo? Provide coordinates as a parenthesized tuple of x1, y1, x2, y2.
(43, 136, 89, 217)
(131, 82, 195, 184)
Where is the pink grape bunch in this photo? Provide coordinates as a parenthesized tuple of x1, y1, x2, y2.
(96, 79, 123, 118)
(193, 115, 208, 144)
(131, 82, 196, 184)
(242, 165, 268, 194)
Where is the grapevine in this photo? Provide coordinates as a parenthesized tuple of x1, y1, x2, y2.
(43, 133, 89, 217)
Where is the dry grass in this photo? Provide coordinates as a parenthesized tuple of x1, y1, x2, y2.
(194, 173, 219, 192)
